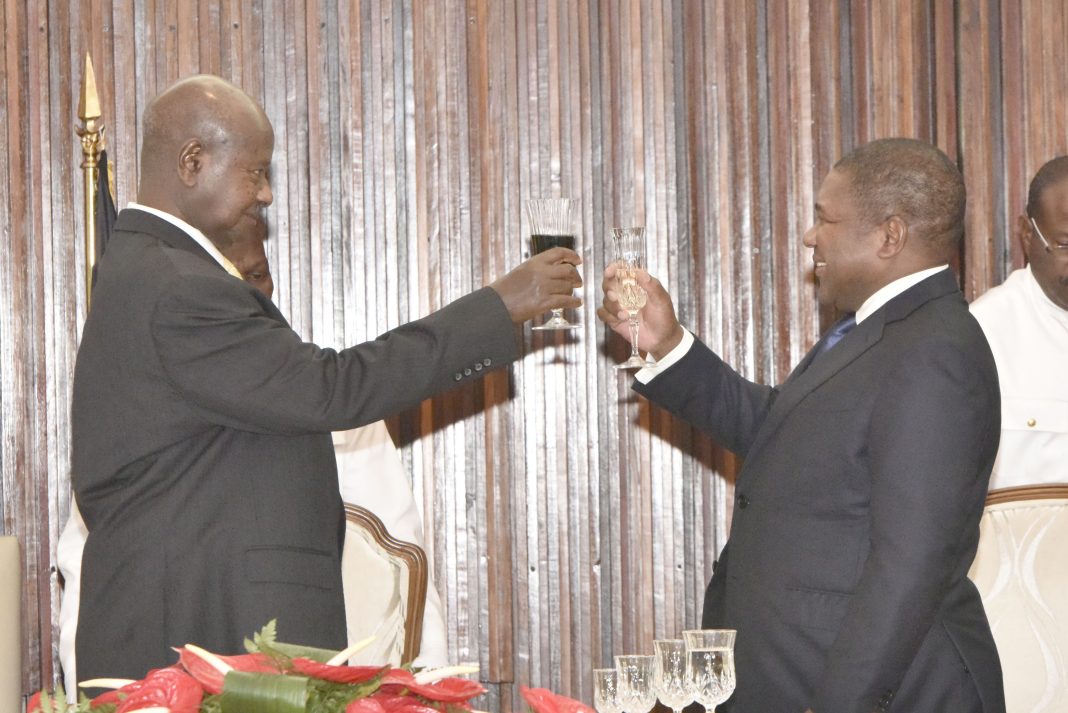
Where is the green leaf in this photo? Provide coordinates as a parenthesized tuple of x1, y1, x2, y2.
(271, 642, 342, 663)
(74, 691, 102, 713)
(220, 671, 309, 713)
(304, 677, 387, 713)
(245, 620, 280, 654)
(200, 693, 224, 713)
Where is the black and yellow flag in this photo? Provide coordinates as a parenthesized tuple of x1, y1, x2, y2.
(91, 149, 118, 289)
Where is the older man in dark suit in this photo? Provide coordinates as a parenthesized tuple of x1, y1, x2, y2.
(599, 139, 1004, 712)
(71, 74, 581, 682)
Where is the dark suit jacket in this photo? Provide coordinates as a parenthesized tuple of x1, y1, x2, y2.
(71, 209, 518, 680)
(635, 270, 1005, 713)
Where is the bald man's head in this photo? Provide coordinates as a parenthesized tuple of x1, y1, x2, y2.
(137, 75, 274, 245)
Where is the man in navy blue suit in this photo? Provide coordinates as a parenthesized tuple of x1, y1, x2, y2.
(599, 139, 1004, 713)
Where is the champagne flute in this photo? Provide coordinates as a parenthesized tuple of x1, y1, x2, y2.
(610, 227, 650, 369)
(526, 198, 580, 330)
(615, 654, 657, 713)
(593, 668, 623, 713)
(653, 639, 694, 713)
(682, 629, 737, 712)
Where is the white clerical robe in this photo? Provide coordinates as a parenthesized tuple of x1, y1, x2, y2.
(970, 266, 1068, 489)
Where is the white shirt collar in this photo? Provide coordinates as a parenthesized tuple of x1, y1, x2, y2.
(855, 264, 950, 324)
(127, 202, 242, 277)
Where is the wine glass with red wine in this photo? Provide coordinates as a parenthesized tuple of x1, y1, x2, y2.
(525, 198, 580, 330)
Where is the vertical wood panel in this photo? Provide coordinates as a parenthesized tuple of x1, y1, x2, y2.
(4, 0, 1068, 706)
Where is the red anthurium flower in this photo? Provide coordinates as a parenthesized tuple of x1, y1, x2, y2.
(369, 693, 447, 713)
(379, 670, 486, 703)
(90, 677, 152, 707)
(176, 646, 280, 695)
(345, 697, 389, 713)
(520, 686, 596, 713)
(290, 658, 389, 685)
(26, 691, 42, 713)
(112, 668, 203, 713)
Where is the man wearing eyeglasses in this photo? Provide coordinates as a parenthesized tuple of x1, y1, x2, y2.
(970, 156, 1068, 490)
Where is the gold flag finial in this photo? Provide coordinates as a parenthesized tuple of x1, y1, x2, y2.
(78, 52, 102, 122)
(77, 52, 106, 309)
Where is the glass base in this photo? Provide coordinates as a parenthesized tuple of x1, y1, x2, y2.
(532, 315, 579, 330)
(614, 355, 649, 370)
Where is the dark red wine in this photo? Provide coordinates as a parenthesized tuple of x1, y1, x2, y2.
(531, 234, 576, 254)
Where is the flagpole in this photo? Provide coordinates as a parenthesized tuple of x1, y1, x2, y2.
(77, 53, 105, 309)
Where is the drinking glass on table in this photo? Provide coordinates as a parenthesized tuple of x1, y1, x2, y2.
(609, 226, 651, 369)
(593, 668, 623, 713)
(615, 654, 657, 713)
(682, 629, 737, 712)
(653, 639, 694, 713)
(526, 198, 580, 330)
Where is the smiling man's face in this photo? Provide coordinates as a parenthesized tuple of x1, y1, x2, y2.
(802, 168, 888, 312)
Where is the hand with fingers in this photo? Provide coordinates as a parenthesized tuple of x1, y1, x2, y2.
(490, 246, 583, 325)
(597, 264, 686, 360)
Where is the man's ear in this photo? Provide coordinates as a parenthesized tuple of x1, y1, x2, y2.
(877, 215, 907, 258)
(176, 140, 204, 187)
(1018, 214, 1034, 264)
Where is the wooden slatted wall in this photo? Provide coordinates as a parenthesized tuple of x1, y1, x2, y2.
(2, 0, 1067, 709)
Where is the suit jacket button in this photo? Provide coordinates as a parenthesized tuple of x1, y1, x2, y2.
(483, 358, 492, 366)
(464, 367, 473, 376)
(474, 363, 483, 371)
(738, 494, 749, 509)
(454, 372, 463, 381)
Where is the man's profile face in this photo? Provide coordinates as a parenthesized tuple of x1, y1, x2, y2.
(802, 168, 885, 312)
(1024, 177, 1068, 312)
(192, 112, 275, 239)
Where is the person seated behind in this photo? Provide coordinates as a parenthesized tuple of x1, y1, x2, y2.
(58, 222, 451, 696)
(970, 156, 1068, 490)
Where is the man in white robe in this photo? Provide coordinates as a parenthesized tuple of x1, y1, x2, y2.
(970, 156, 1068, 490)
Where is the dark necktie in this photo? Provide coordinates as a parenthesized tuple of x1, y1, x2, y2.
(814, 313, 857, 357)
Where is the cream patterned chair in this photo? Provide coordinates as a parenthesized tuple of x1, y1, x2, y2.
(341, 503, 427, 666)
(969, 485, 1068, 712)
(0, 536, 21, 713)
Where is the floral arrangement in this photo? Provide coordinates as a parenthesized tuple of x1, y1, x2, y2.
(28, 622, 485, 713)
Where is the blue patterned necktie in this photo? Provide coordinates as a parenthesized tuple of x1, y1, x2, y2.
(814, 313, 857, 357)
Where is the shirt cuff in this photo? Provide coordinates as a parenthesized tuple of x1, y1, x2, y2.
(634, 329, 695, 384)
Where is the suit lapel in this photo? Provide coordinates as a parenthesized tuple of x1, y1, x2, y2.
(739, 269, 962, 475)
(114, 208, 229, 274)
(114, 208, 292, 327)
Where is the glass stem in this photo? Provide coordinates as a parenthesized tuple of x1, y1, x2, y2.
(627, 312, 640, 358)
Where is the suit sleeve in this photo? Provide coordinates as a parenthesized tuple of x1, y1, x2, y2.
(810, 333, 999, 712)
(150, 272, 519, 434)
(633, 337, 777, 457)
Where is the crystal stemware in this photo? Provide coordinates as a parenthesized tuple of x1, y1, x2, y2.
(526, 198, 580, 330)
(653, 639, 693, 713)
(615, 654, 657, 713)
(682, 629, 737, 712)
(609, 227, 650, 369)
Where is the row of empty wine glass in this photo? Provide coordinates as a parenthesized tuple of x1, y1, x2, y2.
(594, 629, 737, 713)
